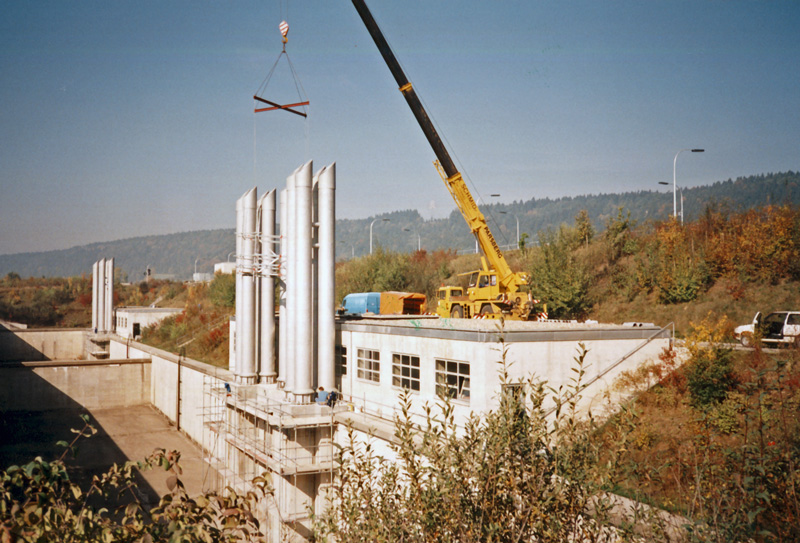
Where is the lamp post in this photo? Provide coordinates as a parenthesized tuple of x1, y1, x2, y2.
(673, 149, 704, 224)
(659, 181, 684, 222)
(370, 218, 390, 254)
(403, 227, 421, 251)
(498, 211, 520, 248)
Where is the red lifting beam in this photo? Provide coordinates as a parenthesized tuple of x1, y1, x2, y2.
(253, 95, 309, 117)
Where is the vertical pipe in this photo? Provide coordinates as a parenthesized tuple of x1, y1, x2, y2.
(91, 261, 98, 332)
(105, 258, 114, 334)
(97, 258, 106, 333)
(240, 188, 258, 384)
(284, 172, 298, 394)
(259, 189, 277, 383)
(234, 196, 244, 375)
(318, 163, 336, 391)
(294, 160, 314, 403)
(278, 188, 288, 386)
(312, 172, 320, 391)
(253, 203, 262, 380)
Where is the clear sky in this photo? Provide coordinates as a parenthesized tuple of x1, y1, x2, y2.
(1, 0, 798, 255)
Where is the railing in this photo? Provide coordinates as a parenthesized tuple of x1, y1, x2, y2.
(543, 322, 674, 418)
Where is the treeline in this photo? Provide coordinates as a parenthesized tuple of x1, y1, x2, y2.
(334, 203, 800, 328)
(1, 172, 798, 279)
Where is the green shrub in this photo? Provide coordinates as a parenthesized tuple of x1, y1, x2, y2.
(685, 346, 738, 408)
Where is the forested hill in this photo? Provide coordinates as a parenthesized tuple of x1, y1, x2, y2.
(2, 171, 798, 279)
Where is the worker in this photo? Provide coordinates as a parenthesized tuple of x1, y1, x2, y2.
(315, 386, 329, 405)
(325, 389, 339, 408)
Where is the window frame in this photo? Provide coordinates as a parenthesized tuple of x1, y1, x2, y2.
(435, 358, 470, 403)
(356, 348, 381, 383)
(391, 352, 421, 392)
(336, 345, 348, 376)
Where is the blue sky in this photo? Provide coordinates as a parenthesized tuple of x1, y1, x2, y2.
(1, 0, 798, 254)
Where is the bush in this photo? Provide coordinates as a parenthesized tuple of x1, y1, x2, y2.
(0, 415, 271, 542)
(315, 346, 632, 542)
(685, 346, 738, 408)
(208, 272, 236, 307)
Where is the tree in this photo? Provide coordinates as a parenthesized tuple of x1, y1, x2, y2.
(604, 207, 635, 262)
(0, 415, 271, 542)
(315, 346, 634, 543)
(575, 209, 595, 248)
(529, 227, 592, 319)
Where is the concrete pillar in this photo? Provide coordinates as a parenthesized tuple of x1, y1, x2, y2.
(259, 189, 277, 383)
(91, 261, 98, 332)
(317, 163, 336, 391)
(105, 258, 114, 334)
(97, 258, 106, 333)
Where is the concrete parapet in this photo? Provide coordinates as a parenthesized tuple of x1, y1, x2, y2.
(0, 358, 151, 411)
(0, 326, 87, 362)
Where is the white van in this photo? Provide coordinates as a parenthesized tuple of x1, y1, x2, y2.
(734, 311, 800, 347)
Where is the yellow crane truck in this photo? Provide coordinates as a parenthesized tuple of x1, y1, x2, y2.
(352, 0, 547, 320)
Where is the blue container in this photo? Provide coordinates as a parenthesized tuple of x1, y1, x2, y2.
(341, 292, 380, 315)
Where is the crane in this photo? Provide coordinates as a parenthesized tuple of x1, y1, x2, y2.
(351, 0, 546, 320)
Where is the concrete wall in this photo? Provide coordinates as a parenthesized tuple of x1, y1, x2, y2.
(338, 321, 670, 424)
(109, 337, 233, 452)
(0, 359, 151, 411)
(0, 327, 86, 362)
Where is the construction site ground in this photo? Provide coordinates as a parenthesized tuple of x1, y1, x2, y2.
(0, 404, 210, 507)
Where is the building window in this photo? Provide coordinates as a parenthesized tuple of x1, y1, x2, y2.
(336, 345, 348, 376)
(356, 348, 380, 383)
(392, 353, 420, 391)
(436, 359, 470, 402)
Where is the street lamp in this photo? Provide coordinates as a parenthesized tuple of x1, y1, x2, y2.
(369, 218, 390, 254)
(659, 181, 684, 223)
(673, 148, 704, 224)
(498, 211, 520, 248)
(403, 227, 421, 251)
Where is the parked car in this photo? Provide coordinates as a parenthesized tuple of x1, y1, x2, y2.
(734, 311, 800, 347)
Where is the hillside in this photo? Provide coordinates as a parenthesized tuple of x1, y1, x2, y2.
(1, 172, 798, 279)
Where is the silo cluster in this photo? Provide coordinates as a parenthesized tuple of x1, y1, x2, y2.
(92, 258, 114, 333)
(233, 161, 336, 404)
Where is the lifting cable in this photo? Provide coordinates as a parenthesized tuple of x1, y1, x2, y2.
(253, 15, 309, 117)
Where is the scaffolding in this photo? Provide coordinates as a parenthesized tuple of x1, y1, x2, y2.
(201, 375, 336, 534)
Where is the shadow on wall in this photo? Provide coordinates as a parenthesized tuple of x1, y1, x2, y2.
(0, 363, 161, 507)
(0, 322, 50, 362)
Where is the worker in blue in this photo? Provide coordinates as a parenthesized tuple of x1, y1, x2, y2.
(315, 386, 329, 405)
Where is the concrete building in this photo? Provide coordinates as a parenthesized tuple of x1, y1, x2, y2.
(1, 316, 671, 542)
(114, 307, 183, 340)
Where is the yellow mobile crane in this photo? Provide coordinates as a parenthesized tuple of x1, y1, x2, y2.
(351, 0, 546, 320)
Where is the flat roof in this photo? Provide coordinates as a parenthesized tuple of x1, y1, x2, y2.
(337, 317, 670, 343)
(116, 307, 182, 314)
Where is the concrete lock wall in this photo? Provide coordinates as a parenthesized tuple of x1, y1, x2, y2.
(109, 337, 233, 451)
(0, 327, 87, 362)
(0, 360, 151, 412)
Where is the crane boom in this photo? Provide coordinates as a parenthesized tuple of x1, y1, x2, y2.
(351, 0, 519, 291)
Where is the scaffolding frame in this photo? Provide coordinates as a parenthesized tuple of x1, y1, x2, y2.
(201, 376, 336, 532)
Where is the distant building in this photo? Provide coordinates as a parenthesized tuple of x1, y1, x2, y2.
(115, 307, 182, 339)
(214, 262, 236, 275)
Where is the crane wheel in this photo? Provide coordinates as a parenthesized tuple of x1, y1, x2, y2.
(450, 305, 464, 319)
(480, 304, 494, 315)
